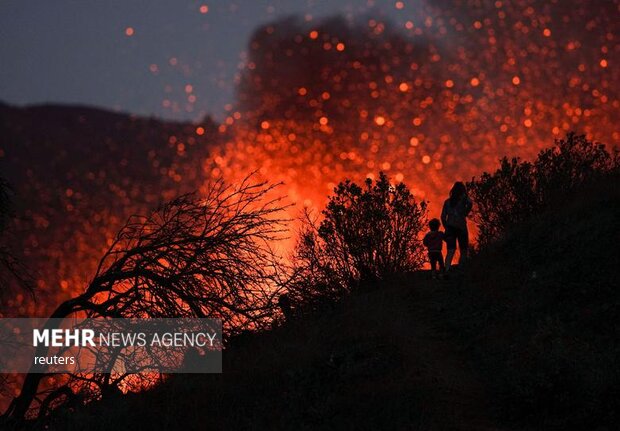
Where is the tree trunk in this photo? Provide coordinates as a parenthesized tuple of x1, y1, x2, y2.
(2, 298, 80, 420)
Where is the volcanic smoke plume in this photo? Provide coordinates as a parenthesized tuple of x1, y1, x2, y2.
(210, 0, 618, 211)
(1, 0, 618, 315)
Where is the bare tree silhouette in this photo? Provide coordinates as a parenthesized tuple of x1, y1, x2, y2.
(2, 175, 288, 421)
(0, 177, 34, 303)
(0, 176, 35, 407)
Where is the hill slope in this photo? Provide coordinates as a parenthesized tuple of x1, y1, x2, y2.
(0, 103, 217, 313)
(445, 177, 620, 429)
(38, 274, 506, 431)
(14, 167, 620, 431)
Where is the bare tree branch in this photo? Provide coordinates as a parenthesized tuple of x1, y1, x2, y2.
(3, 174, 289, 421)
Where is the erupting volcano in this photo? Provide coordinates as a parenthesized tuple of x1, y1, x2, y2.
(1, 0, 618, 318)
(212, 0, 618, 211)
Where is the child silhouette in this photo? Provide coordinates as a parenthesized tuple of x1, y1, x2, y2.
(423, 218, 445, 279)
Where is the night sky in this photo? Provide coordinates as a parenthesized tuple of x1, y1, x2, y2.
(1, 0, 411, 121)
(1, 0, 618, 311)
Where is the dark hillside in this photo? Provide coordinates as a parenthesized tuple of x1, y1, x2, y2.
(445, 176, 620, 429)
(32, 176, 620, 431)
(33, 275, 503, 431)
(0, 103, 217, 313)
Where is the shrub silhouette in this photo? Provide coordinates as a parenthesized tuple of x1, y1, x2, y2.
(468, 132, 619, 247)
(457, 172, 620, 429)
(2, 175, 287, 421)
(0, 178, 33, 304)
(290, 172, 426, 307)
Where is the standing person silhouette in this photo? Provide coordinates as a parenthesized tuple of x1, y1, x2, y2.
(441, 182, 472, 271)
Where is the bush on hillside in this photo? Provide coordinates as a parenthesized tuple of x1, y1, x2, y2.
(455, 134, 620, 427)
(468, 132, 619, 247)
(455, 177, 620, 429)
(288, 172, 426, 309)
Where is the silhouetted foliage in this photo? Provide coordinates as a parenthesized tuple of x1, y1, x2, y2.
(0, 177, 10, 234)
(468, 132, 619, 247)
(0, 177, 13, 300)
(0, 178, 34, 305)
(3, 176, 288, 421)
(450, 175, 620, 429)
(0, 177, 35, 414)
(289, 173, 426, 308)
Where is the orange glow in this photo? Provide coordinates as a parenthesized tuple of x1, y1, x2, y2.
(16, 2, 618, 324)
(199, 4, 209, 14)
(124, 27, 134, 37)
